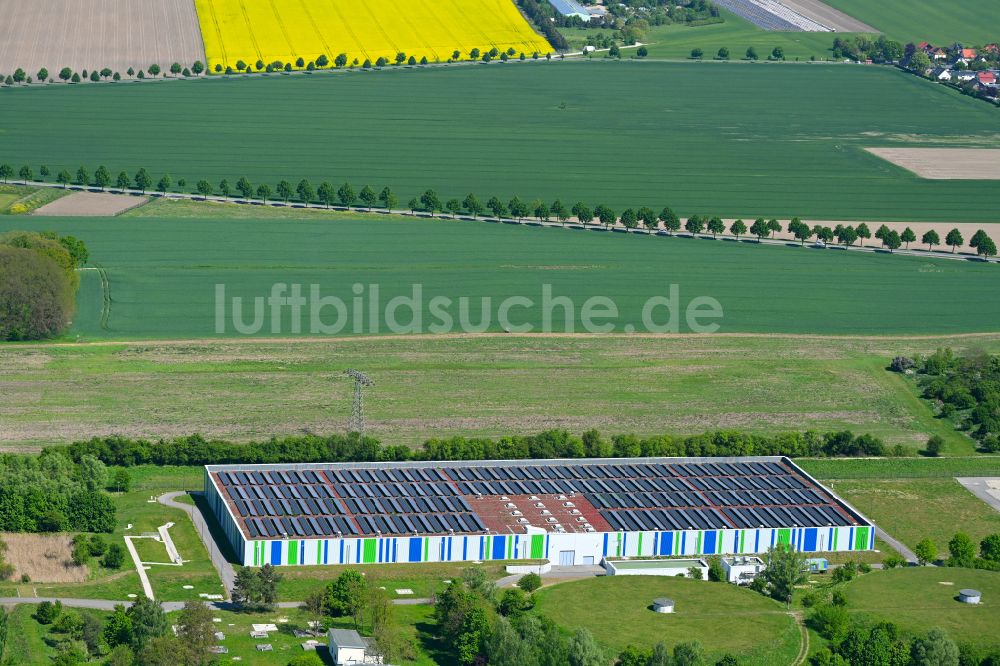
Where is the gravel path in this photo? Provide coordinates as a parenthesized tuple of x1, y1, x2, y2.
(158, 491, 236, 596)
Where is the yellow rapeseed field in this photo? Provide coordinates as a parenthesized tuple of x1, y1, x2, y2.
(195, 0, 552, 71)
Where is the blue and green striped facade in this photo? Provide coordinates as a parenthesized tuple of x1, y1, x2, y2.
(235, 524, 873, 567)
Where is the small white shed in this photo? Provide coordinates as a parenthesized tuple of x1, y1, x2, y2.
(329, 629, 372, 665)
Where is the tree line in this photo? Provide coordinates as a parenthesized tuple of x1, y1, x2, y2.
(50, 428, 889, 469)
(0, 452, 116, 533)
(33, 595, 221, 666)
(0, 40, 557, 88)
(0, 230, 89, 340)
(0, 61, 205, 87)
(5, 162, 994, 259)
(895, 349, 1000, 451)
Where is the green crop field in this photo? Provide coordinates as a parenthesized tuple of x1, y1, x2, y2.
(820, 0, 1000, 45)
(2, 214, 998, 343)
(2, 62, 1000, 221)
(535, 576, 800, 664)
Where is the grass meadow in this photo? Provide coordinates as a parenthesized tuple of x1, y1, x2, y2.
(843, 567, 1000, 649)
(2, 62, 1000, 221)
(826, 477, 1000, 558)
(563, 10, 848, 61)
(3, 331, 997, 451)
(535, 576, 801, 664)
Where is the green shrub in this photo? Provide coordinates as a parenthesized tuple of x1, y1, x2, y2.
(35, 600, 62, 624)
(707, 555, 725, 582)
(517, 572, 542, 592)
(808, 604, 850, 642)
(101, 544, 126, 569)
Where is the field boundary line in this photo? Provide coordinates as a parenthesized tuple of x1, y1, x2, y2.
(10, 330, 1000, 349)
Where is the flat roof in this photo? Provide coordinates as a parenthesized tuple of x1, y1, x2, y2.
(206, 456, 871, 543)
(328, 628, 366, 649)
(610, 559, 706, 569)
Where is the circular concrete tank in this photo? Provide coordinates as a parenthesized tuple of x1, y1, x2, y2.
(652, 598, 675, 614)
(959, 589, 981, 604)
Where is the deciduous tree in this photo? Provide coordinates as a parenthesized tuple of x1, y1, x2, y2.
(945, 228, 964, 253)
(685, 215, 704, 235)
(379, 186, 397, 211)
(296, 179, 314, 204)
(134, 168, 152, 194)
(855, 222, 871, 246)
(359, 185, 377, 210)
(422, 189, 442, 214)
(317, 182, 335, 208)
(94, 166, 111, 190)
(759, 543, 808, 606)
(948, 532, 976, 567)
(730, 219, 747, 239)
(276, 180, 293, 202)
(338, 182, 356, 207)
(915, 538, 937, 565)
(464, 193, 484, 218)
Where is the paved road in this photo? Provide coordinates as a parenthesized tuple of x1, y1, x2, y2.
(158, 491, 236, 596)
(0, 597, 430, 611)
(957, 477, 1000, 513)
(875, 526, 918, 564)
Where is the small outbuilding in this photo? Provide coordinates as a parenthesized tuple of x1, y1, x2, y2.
(329, 628, 379, 665)
(959, 589, 982, 604)
(652, 598, 675, 614)
(722, 556, 766, 584)
(604, 558, 710, 579)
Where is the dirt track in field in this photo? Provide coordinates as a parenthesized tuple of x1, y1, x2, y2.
(33, 192, 149, 217)
(0, 0, 205, 77)
(777, 0, 877, 32)
(866, 148, 1000, 180)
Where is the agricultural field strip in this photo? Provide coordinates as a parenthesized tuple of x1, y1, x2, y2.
(194, 0, 551, 70)
(3, 63, 1000, 222)
(819, 0, 1000, 45)
(776, 0, 877, 32)
(0, 0, 205, 77)
(32, 191, 149, 216)
(865, 148, 1000, 180)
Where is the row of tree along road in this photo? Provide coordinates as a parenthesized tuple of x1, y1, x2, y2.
(2, 164, 996, 259)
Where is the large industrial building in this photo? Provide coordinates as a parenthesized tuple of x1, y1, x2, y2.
(204, 456, 875, 568)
